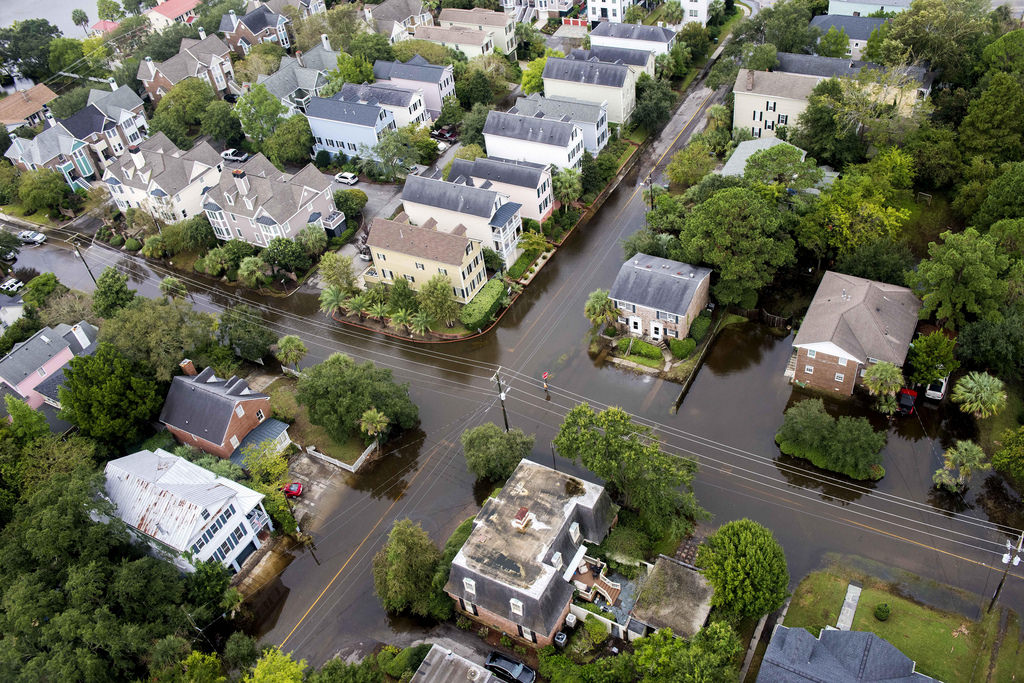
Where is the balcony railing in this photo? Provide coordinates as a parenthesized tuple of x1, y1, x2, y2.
(247, 508, 270, 534)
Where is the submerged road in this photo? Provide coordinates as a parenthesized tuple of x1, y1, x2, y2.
(7, 78, 1023, 666)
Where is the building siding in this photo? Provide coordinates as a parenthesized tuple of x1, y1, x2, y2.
(794, 347, 861, 394)
(543, 76, 636, 125)
(166, 396, 272, 459)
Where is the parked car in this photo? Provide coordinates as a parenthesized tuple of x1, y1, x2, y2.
(221, 149, 249, 163)
(402, 163, 427, 177)
(1, 249, 16, 262)
(430, 126, 458, 142)
(1, 278, 22, 293)
(223, 93, 238, 103)
(436, 140, 450, 153)
(925, 375, 949, 401)
(898, 387, 918, 415)
(334, 172, 359, 185)
(357, 248, 371, 262)
(280, 482, 303, 498)
(17, 230, 45, 245)
(485, 652, 535, 683)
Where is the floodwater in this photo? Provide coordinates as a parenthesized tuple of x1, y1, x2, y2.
(1, 0, 94, 39)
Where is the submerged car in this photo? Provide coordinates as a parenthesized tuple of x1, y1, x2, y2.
(925, 375, 949, 401)
(898, 388, 918, 415)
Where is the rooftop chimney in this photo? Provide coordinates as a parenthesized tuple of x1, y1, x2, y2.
(321, 33, 331, 51)
(295, 50, 303, 67)
(179, 359, 197, 376)
(233, 168, 249, 195)
(128, 145, 144, 169)
(513, 506, 531, 532)
(107, 77, 117, 90)
(198, 26, 207, 40)
(746, 70, 754, 91)
(70, 324, 90, 350)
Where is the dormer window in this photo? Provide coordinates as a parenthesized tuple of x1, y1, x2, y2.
(569, 521, 580, 544)
(463, 578, 476, 595)
(509, 598, 523, 616)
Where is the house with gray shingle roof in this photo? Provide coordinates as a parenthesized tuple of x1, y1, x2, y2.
(511, 93, 609, 154)
(789, 271, 921, 395)
(4, 122, 97, 192)
(306, 93, 397, 161)
(363, 0, 432, 43)
(570, 46, 655, 78)
(137, 31, 237, 102)
(827, 0, 911, 17)
(246, 0, 325, 18)
(448, 156, 554, 222)
(338, 81, 429, 128)
(809, 15, 887, 58)
(610, 254, 711, 341)
(220, 6, 291, 55)
(543, 57, 636, 124)
(256, 38, 339, 116)
(483, 110, 584, 171)
(757, 625, 937, 682)
(720, 137, 805, 177)
(589, 22, 676, 55)
(373, 56, 456, 117)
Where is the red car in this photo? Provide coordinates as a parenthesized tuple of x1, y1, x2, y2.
(898, 388, 917, 415)
(280, 482, 303, 498)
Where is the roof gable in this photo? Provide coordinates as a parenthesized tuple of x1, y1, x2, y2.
(401, 173, 501, 218)
(483, 110, 576, 147)
(609, 254, 711, 316)
(543, 57, 629, 88)
(158, 367, 268, 444)
(590, 21, 674, 43)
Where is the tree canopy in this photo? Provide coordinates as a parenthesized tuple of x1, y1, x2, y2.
(696, 518, 789, 619)
(460, 423, 535, 480)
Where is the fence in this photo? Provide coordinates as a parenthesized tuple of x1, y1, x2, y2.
(562, 17, 588, 25)
(306, 442, 376, 473)
(731, 307, 790, 329)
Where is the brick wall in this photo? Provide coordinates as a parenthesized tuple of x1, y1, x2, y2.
(144, 70, 176, 102)
(449, 594, 571, 647)
(618, 276, 710, 340)
(166, 396, 272, 459)
(794, 348, 860, 395)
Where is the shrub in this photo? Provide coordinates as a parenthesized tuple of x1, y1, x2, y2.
(314, 149, 331, 168)
(584, 616, 609, 646)
(603, 524, 651, 562)
(124, 237, 141, 251)
(514, 645, 527, 656)
(874, 603, 891, 621)
(499, 635, 513, 648)
(629, 338, 663, 360)
(477, 626, 489, 639)
(456, 615, 472, 630)
(460, 278, 505, 331)
(193, 257, 206, 274)
(668, 337, 696, 359)
(507, 249, 540, 280)
(382, 644, 431, 679)
(689, 313, 712, 341)
(523, 217, 541, 233)
(226, 268, 238, 281)
(109, 235, 125, 247)
(604, 325, 618, 337)
(97, 226, 112, 242)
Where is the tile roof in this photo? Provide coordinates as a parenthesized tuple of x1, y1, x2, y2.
(306, 95, 385, 126)
(414, 25, 492, 46)
(104, 132, 222, 195)
(511, 93, 606, 125)
(139, 34, 231, 84)
(720, 137, 804, 177)
(809, 14, 887, 41)
(91, 19, 120, 33)
(734, 68, 821, 100)
(368, 217, 472, 266)
(0, 84, 57, 126)
(793, 271, 921, 365)
(148, 0, 201, 19)
(159, 367, 268, 445)
(570, 45, 652, 68)
(439, 7, 510, 26)
(202, 154, 331, 224)
(373, 55, 451, 84)
(610, 254, 711, 317)
(757, 626, 936, 682)
(402, 173, 500, 217)
(449, 156, 546, 189)
(339, 81, 418, 107)
(590, 21, 675, 43)
(543, 56, 629, 88)
(483, 110, 577, 147)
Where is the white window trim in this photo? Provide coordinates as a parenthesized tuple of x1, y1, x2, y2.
(509, 598, 523, 616)
(804, 365, 814, 375)
(835, 373, 845, 382)
(806, 349, 816, 359)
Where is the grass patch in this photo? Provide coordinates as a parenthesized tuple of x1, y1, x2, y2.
(978, 380, 1022, 455)
(622, 353, 663, 369)
(428, 320, 473, 336)
(615, 143, 638, 172)
(626, 127, 650, 145)
(266, 378, 366, 464)
(0, 204, 53, 226)
(783, 571, 848, 637)
(894, 194, 956, 259)
(643, 4, 666, 24)
(992, 611, 1023, 682)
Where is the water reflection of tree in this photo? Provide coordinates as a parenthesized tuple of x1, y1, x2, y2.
(975, 474, 1024, 529)
(773, 452, 872, 504)
(925, 482, 974, 516)
(347, 427, 427, 501)
(706, 323, 781, 375)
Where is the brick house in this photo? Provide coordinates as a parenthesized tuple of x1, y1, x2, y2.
(445, 460, 618, 647)
(137, 31, 237, 102)
(219, 6, 291, 55)
(788, 271, 921, 395)
(4, 121, 98, 192)
(159, 361, 290, 462)
(609, 254, 711, 342)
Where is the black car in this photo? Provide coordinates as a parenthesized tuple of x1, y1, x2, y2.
(485, 651, 536, 683)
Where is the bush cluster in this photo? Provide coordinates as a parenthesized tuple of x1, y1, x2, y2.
(668, 337, 696, 359)
(775, 399, 887, 480)
(689, 313, 712, 341)
(629, 338, 663, 360)
(874, 603, 891, 621)
(460, 278, 505, 331)
(507, 249, 540, 280)
(124, 238, 141, 252)
(109, 235, 125, 247)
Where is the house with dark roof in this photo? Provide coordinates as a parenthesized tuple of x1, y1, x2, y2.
(809, 15, 887, 58)
(338, 81, 428, 128)
(137, 31, 237, 101)
(4, 121, 97, 192)
(570, 45, 655, 78)
(202, 154, 339, 246)
(788, 271, 921, 395)
(220, 6, 291, 55)
(366, 217, 486, 303)
(145, 0, 202, 32)
(543, 56, 636, 124)
(610, 254, 711, 342)
(774, 52, 934, 96)
(448, 156, 553, 222)
(445, 460, 618, 646)
(306, 93, 398, 161)
(757, 626, 937, 682)
(256, 37, 339, 116)
(160, 361, 290, 461)
(402, 172, 524, 266)
(373, 56, 455, 117)
(483, 110, 584, 171)
(0, 84, 57, 132)
(589, 22, 676, 55)
(511, 93, 609, 154)
(103, 132, 223, 222)
(363, 0, 432, 43)
(246, 0, 326, 18)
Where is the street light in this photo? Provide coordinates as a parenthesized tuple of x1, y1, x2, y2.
(988, 532, 1023, 613)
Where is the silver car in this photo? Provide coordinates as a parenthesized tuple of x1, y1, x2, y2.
(17, 230, 45, 244)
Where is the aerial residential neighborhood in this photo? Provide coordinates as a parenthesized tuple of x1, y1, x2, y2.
(0, 0, 1022, 679)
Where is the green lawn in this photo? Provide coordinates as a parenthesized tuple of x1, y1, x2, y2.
(626, 127, 650, 145)
(266, 378, 366, 464)
(0, 204, 52, 226)
(978, 380, 1022, 455)
(615, 143, 638, 171)
(783, 571, 848, 637)
(893, 194, 957, 258)
(620, 353, 663, 369)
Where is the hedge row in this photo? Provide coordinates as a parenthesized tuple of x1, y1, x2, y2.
(689, 313, 712, 342)
(460, 278, 505, 331)
(629, 338, 663, 360)
(507, 249, 540, 280)
(668, 337, 696, 359)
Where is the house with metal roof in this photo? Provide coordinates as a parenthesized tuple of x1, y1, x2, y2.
(103, 132, 222, 222)
(757, 626, 937, 682)
(827, 0, 911, 16)
(570, 45, 655, 78)
(90, 19, 121, 35)
(365, 217, 486, 303)
(202, 155, 339, 246)
(448, 156, 553, 222)
(246, 0, 326, 18)
(413, 25, 494, 58)
(589, 22, 676, 55)
(610, 254, 712, 342)
(543, 57, 636, 124)
(439, 8, 516, 57)
(720, 137, 805, 177)
(412, 645, 494, 682)
(511, 93, 609, 155)
(338, 81, 429, 128)
(788, 271, 921, 395)
(104, 448, 274, 572)
(445, 460, 618, 646)
(137, 31, 237, 102)
(220, 6, 291, 55)
(809, 15, 887, 58)
(256, 37, 339, 116)
(0, 84, 57, 132)
(373, 56, 455, 118)
(160, 361, 291, 461)
(402, 172, 524, 266)
(483, 110, 584, 171)
(306, 93, 397, 161)
(145, 0, 202, 32)
(363, 0, 432, 43)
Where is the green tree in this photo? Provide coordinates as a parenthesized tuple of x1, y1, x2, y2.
(318, 252, 357, 295)
(905, 123, 962, 190)
(633, 73, 676, 131)
(275, 335, 307, 372)
(233, 42, 286, 83)
(244, 648, 307, 683)
(696, 519, 789, 619)
(58, 343, 163, 442)
(552, 166, 583, 211)
(907, 332, 959, 385)
(679, 22, 712, 61)
(237, 256, 266, 288)
(418, 273, 458, 327)
(220, 304, 276, 362)
(633, 623, 743, 682)
(834, 237, 914, 286)
(263, 114, 314, 168)
(666, 140, 716, 188)
(295, 224, 328, 257)
(884, 0, 992, 82)
(974, 162, 1024, 230)
(223, 632, 261, 673)
(159, 275, 187, 300)
(584, 288, 617, 329)
(458, 102, 492, 148)
(97, 0, 125, 20)
(957, 312, 1024, 380)
(200, 99, 244, 146)
(521, 49, 562, 94)
(958, 72, 1024, 165)
(743, 143, 823, 191)
(321, 53, 375, 96)
(934, 440, 989, 491)
(624, 4, 646, 22)
(952, 371, 1007, 419)
(680, 187, 794, 305)
(150, 77, 217, 148)
(242, 439, 290, 487)
(409, 310, 433, 336)
(348, 32, 393, 63)
(92, 266, 136, 317)
(373, 519, 443, 617)
(862, 361, 904, 397)
(0, 19, 62, 80)
(389, 308, 412, 335)
(333, 188, 369, 218)
(296, 353, 418, 443)
(47, 38, 85, 75)
(3, 395, 49, 446)
(20, 272, 66, 309)
(262, 236, 310, 275)
(235, 84, 286, 146)
(791, 78, 866, 169)
(72, 9, 90, 35)
(359, 407, 389, 452)
(456, 68, 496, 108)
(662, 0, 684, 24)
(388, 277, 419, 313)
(162, 215, 217, 255)
(817, 26, 850, 57)
(460, 422, 535, 480)
(907, 228, 1009, 330)
(18, 168, 70, 214)
(320, 285, 345, 316)
(776, 398, 885, 478)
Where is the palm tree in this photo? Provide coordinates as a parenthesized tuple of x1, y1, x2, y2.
(349, 293, 369, 321)
(370, 301, 389, 323)
(707, 104, 731, 131)
(410, 310, 433, 337)
(238, 256, 265, 288)
(952, 372, 1007, 419)
(584, 289, 618, 329)
(662, 0, 684, 24)
(932, 465, 958, 492)
(518, 230, 548, 254)
(944, 440, 990, 487)
(390, 308, 412, 335)
(862, 361, 903, 397)
(319, 285, 346, 317)
(552, 167, 583, 213)
(275, 335, 307, 372)
(72, 9, 89, 36)
(359, 407, 389, 454)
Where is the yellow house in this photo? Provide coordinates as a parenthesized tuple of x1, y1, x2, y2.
(366, 217, 487, 304)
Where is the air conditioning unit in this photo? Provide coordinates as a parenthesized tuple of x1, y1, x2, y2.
(565, 613, 578, 628)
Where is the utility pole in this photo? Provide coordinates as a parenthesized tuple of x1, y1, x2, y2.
(492, 366, 510, 432)
(988, 532, 1023, 613)
(69, 236, 98, 286)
